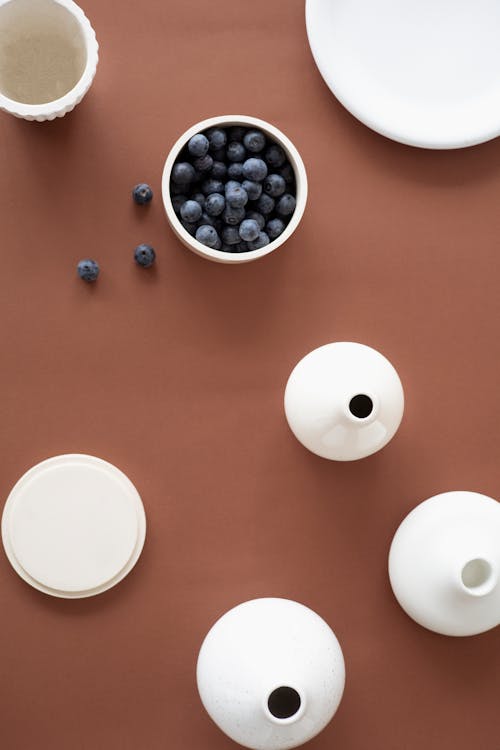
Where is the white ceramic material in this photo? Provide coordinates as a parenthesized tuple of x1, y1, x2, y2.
(197, 598, 345, 750)
(0, 0, 98, 121)
(284, 342, 404, 461)
(389, 491, 500, 636)
(1, 454, 146, 598)
(306, 0, 500, 149)
(162, 115, 308, 264)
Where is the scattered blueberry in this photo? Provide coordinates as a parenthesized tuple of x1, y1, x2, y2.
(172, 162, 196, 184)
(265, 144, 286, 168)
(242, 158, 267, 182)
(222, 225, 241, 245)
(242, 180, 262, 200)
(256, 193, 275, 215)
(223, 205, 246, 225)
(227, 142, 246, 163)
(194, 154, 214, 173)
(247, 232, 270, 250)
(134, 244, 156, 268)
(188, 133, 209, 158)
(132, 183, 153, 205)
(276, 193, 296, 216)
(226, 185, 248, 209)
(227, 162, 244, 180)
(172, 194, 188, 213)
(180, 199, 202, 223)
(192, 192, 206, 207)
(245, 210, 266, 230)
(196, 225, 221, 249)
(229, 126, 246, 142)
(77, 259, 99, 282)
(205, 127, 227, 151)
(211, 161, 227, 180)
(239, 219, 260, 242)
(201, 178, 224, 196)
(264, 173, 286, 198)
(205, 193, 226, 217)
(243, 130, 266, 153)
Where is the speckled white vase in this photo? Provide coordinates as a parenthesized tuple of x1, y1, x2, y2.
(0, 0, 98, 121)
(197, 598, 345, 750)
(284, 342, 404, 461)
(389, 491, 500, 636)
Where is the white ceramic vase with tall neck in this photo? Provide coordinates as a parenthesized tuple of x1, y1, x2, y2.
(389, 491, 500, 636)
(284, 342, 404, 461)
(196, 598, 345, 750)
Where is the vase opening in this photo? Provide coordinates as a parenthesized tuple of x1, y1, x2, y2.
(348, 394, 373, 419)
(267, 686, 302, 720)
(0, 0, 87, 105)
(461, 558, 495, 594)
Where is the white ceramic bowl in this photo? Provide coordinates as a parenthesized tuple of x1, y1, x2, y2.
(162, 115, 308, 264)
(0, 0, 98, 121)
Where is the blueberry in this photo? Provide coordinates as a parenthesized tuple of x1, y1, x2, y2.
(205, 193, 225, 217)
(132, 183, 153, 205)
(194, 154, 214, 173)
(242, 180, 262, 201)
(245, 210, 265, 230)
(171, 194, 187, 213)
(276, 193, 296, 216)
(247, 232, 270, 250)
(256, 193, 275, 215)
(239, 219, 260, 242)
(205, 127, 227, 151)
(172, 162, 196, 184)
(134, 244, 156, 268)
(180, 199, 202, 223)
(229, 126, 246, 142)
(227, 142, 246, 163)
(182, 221, 197, 236)
(192, 192, 206, 207)
(265, 144, 286, 168)
(201, 178, 224, 196)
(187, 133, 209, 158)
(227, 162, 244, 180)
(226, 185, 248, 209)
(211, 147, 226, 162)
(242, 158, 267, 182)
(223, 205, 246, 225)
(199, 211, 218, 228)
(264, 173, 286, 197)
(225, 180, 241, 192)
(243, 130, 266, 153)
(233, 241, 250, 253)
(170, 181, 187, 196)
(196, 225, 221, 249)
(222, 225, 241, 245)
(77, 258, 99, 282)
(211, 161, 227, 180)
(279, 163, 295, 185)
(220, 244, 233, 253)
(266, 217, 286, 240)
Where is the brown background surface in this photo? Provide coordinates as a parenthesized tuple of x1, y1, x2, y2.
(1, 1, 500, 748)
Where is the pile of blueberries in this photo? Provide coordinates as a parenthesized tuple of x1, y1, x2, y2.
(170, 126, 297, 253)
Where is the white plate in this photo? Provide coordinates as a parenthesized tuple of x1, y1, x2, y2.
(1, 455, 146, 598)
(306, 0, 500, 149)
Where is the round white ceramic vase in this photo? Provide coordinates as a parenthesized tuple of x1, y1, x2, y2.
(0, 0, 98, 120)
(196, 598, 345, 750)
(389, 491, 500, 636)
(284, 342, 404, 461)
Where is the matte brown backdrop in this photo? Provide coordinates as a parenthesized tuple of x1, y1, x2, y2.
(1, 1, 500, 748)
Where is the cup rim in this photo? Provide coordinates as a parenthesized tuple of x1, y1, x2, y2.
(0, 0, 99, 117)
(162, 114, 308, 263)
